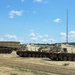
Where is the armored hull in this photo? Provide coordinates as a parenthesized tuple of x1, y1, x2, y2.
(0, 46, 14, 54)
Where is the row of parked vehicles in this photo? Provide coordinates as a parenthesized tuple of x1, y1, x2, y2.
(0, 43, 75, 61)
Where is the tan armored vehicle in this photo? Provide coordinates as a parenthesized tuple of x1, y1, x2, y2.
(16, 43, 75, 61)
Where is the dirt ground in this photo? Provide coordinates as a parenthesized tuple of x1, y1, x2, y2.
(0, 51, 75, 75)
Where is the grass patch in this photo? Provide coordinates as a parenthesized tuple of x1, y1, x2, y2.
(10, 73, 17, 75)
(10, 66, 57, 75)
(31, 70, 52, 75)
(63, 63, 69, 66)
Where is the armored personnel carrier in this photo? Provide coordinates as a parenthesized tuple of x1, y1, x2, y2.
(16, 44, 49, 57)
(48, 44, 75, 61)
(16, 43, 75, 61)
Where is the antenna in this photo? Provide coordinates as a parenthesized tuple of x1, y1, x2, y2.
(66, 9, 68, 44)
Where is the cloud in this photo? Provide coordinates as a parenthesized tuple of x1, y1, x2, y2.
(7, 5, 10, 8)
(60, 32, 66, 40)
(22, 0, 25, 2)
(29, 32, 49, 39)
(60, 31, 75, 41)
(34, 0, 43, 3)
(49, 38, 56, 42)
(32, 11, 36, 14)
(42, 38, 56, 43)
(44, 34, 49, 37)
(69, 31, 75, 34)
(37, 35, 43, 38)
(0, 33, 25, 43)
(54, 18, 61, 23)
(31, 37, 38, 41)
(9, 10, 23, 18)
(29, 31, 57, 43)
(18, 39, 24, 43)
(60, 32, 66, 37)
(0, 38, 6, 41)
(29, 32, 36, 37)
(69, 31, 75, 39)
(37, 34, 49, 38)
(4, 34, 17, 39)
(34, 0, 48, 4)
(42, 39, 48, 42)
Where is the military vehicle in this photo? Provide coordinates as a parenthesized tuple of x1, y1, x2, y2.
(0, 46, 16, 54)
(48, 44, 75, 61)
(16, 43, 75, 61)
(0, 41, 20, 54)
(16, 44, 49, 57)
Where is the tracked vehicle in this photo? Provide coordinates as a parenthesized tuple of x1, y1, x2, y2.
(16, 44, 49, 57)
(0, 41, 20, 54)
(48, 44, 75, 61)
(16, 43, 75, 61)
(0, 46, 15, 54)
(17, 50, 49, 57)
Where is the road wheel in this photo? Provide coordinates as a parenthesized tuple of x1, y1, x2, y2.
(32, 54, 35, 57)
(52, 58, 57, 61)
(19, 53, 23, 57)
(68, 57, 72, 61)
(43, 55, 46, 58)
(36, 54, 38, 57)
(39, 54, 42, 57)
(73, 57, 75, 61)
(63, 57, 67, 61)
(24, 53, 27, 57)
(59, 57, 63, 61)
(28, 54, 31, 57)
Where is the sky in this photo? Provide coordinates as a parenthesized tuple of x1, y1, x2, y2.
(0, 0, 75, 44)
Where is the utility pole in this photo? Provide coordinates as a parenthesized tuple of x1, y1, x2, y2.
(66, 9, 68, 44)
